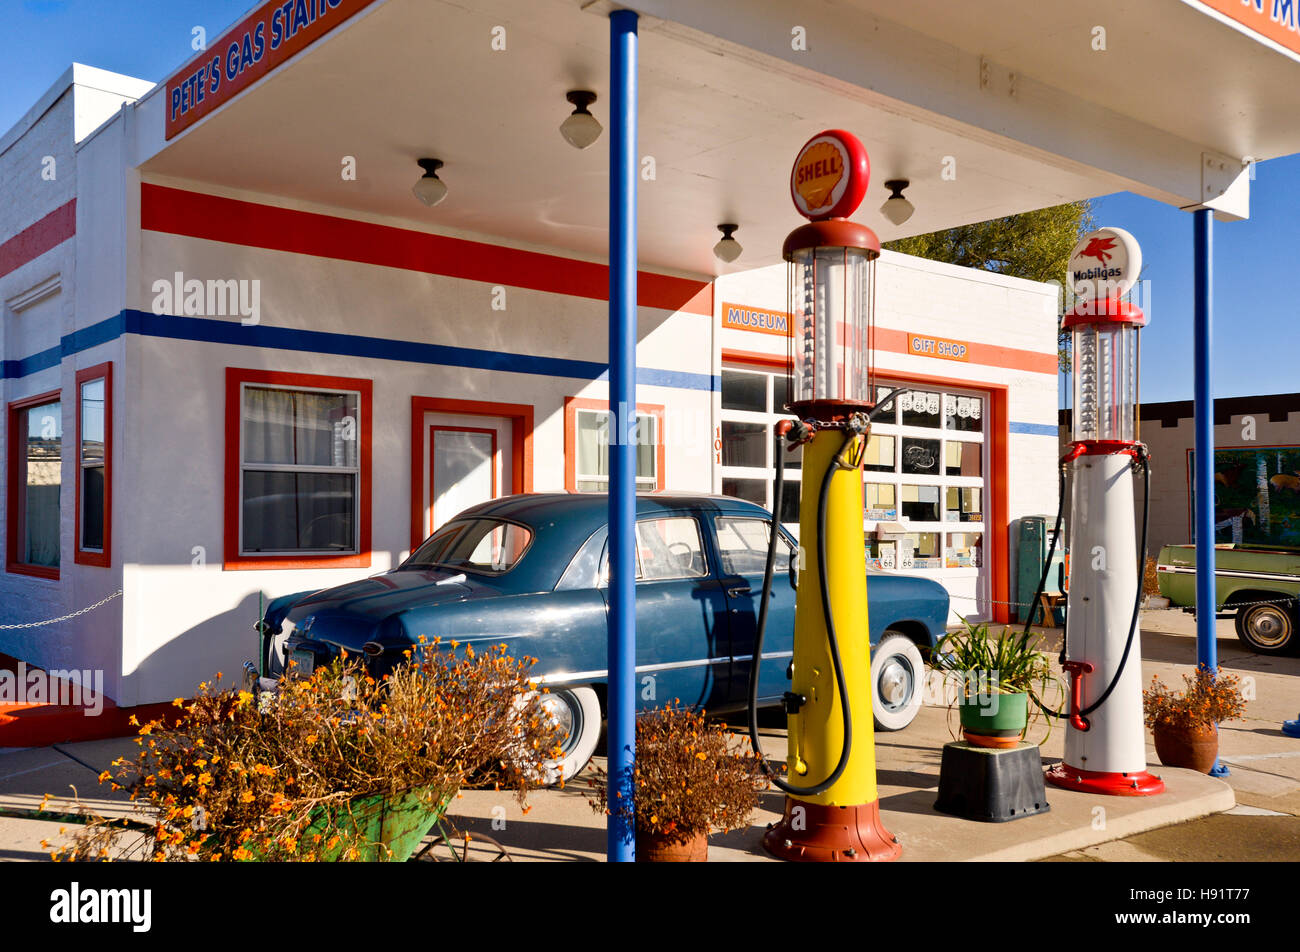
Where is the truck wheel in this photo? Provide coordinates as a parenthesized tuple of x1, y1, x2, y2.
(871, 632, 924, 731)
(1235, 602, 1297, 654)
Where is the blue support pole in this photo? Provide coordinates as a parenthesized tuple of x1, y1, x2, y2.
(606, 8, 639, 861)
(1192, 207, 1229, 777)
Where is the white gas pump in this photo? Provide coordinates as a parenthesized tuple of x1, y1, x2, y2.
(1045, 227, 1165, 796)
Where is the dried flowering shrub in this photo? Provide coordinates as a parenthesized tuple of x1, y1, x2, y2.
(589, 702, 767, 845)
(1143, 665, 1247, 732)
(48, 640, 560, 862)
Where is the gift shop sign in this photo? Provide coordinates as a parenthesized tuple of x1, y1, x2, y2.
(164, 0, 380, 139)
(908, 334, 969, 362)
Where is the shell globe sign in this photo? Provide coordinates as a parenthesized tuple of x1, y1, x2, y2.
(790, 130, 870, 220)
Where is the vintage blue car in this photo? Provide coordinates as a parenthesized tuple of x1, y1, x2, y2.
(255, 493, 949, 780)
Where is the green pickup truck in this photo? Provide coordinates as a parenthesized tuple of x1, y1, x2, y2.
(1156, 544, 1300, 654)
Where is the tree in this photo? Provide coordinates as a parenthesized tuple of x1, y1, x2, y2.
(883, 200, 1094, 368)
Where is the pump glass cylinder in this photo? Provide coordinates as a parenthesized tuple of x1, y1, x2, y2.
(1072, 322, 1138, 442)
(787, 246, 873, 407)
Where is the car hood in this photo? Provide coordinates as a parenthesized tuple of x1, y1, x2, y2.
(285, 568, 511, 627)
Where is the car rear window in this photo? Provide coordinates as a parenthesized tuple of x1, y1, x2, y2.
(404, 519, 533, 575)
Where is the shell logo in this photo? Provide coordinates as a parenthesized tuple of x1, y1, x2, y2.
(789, 130, 869, 221)
(793, 141, 845, 212)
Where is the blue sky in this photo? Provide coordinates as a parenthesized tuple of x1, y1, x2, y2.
(2, 0, 1295, 406)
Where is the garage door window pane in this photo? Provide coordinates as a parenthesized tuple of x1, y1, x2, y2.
(722, 477, 765, 506)
(901, 438, 940, 475)
(900, 390, 941, 428)
(902, 484, 941, 521)
(945, 441, 981, 477)
(721, 370, 768, 412)
(722, 421, 768, 468)
(863, 433, 894, 473)
(866, 483, 897, 520)
(945, 394, 983, 432)
(946, 532, 983, 568)
(945, 486, 982, 522)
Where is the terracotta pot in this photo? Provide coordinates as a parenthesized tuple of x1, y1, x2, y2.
(1152, 721, 1219, 773)
(636, 829, 708, 862)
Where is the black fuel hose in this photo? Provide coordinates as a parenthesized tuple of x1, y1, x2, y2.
(1029, 448, 1151, 721)
(747, 426, 855, 796)
(1079, 449, 1150, 717)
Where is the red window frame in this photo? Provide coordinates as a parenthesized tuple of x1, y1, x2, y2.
(6, 388, 64, 579)
(224, 368, 373, 571)
(74, 362, 113, 567)
(563, 396, 667, 493)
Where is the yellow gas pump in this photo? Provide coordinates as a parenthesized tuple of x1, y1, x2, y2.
(746, 130, 901, 862)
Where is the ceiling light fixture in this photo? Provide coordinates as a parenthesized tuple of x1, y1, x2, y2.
(713, 223, 742, 263)
(560, 90, 602, 149)
(412, 158, 448, 207)
(880, 179, 915, 226)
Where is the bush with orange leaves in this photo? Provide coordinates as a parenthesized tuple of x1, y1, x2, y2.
(47, 640, 561, 862)
(589, 702, 767, 845)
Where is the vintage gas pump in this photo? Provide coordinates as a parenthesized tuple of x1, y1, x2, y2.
(1045, 227, 1164, 796)
(748, 130, 901, 861)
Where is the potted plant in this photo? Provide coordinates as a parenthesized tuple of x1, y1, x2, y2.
(1143, 666, 1247, 773)
(929, 619, 1063, 748)
(589, 702, 767, 862)
(46, 640, 561, 861)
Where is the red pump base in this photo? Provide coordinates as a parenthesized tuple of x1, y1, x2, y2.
(1045, 762, 1165, 797)
(763, 798, 902, 862)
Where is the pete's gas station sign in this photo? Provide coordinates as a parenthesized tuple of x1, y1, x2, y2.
(164, 0, 379, 139)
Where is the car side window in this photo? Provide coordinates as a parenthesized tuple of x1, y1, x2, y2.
(714, 516, 793, 576)
(636, 517, 708, 580)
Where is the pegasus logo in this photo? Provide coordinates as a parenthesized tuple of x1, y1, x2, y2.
(1077, 236, 1118, 264)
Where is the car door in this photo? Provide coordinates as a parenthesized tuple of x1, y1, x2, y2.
(711, 514, 798, 705)
(601, 514, 731, 711)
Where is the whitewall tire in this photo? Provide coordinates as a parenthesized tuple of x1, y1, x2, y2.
(537, 685, 602, 785)
(871, 632, 924, 732)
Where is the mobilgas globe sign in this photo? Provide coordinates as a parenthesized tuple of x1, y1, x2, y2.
(1068, 226, 1141, 302)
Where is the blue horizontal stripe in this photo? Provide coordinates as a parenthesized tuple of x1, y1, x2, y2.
(1, 309, 720, 392)
(1010, 421, 1059, 436)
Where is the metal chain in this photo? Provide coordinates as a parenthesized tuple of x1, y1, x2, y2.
(0, 589, 123, 630)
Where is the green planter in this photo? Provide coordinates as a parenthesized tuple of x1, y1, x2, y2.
(959, 691, 1028, 737)
(246, 785, 452, 862)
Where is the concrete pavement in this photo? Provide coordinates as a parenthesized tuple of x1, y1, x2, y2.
(3, 611, 1296, 862)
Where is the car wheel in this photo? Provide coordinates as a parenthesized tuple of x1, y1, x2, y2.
(536, 686, 602, 785)
(871, 632, 924, 731)
(1235, 602, 1297, 654)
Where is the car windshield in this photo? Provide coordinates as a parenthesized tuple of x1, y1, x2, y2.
(402, 518, 533, 575)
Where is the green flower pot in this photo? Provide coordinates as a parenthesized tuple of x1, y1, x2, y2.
(959, 691, 1028, 738)
(246, 785, 452, 861)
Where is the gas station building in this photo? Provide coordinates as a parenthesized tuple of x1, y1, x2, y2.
(2, 0, 1298, 710)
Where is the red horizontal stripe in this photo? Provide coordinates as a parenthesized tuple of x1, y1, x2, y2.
(0, 200, 76, 280)
(140, 184, 711, 315)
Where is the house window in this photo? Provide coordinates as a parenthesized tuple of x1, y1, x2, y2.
(225, 369, 372, 570)
(565, 397, 665, 493)
(76, 363, 112, 566)
(6, 391, 62, 578)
